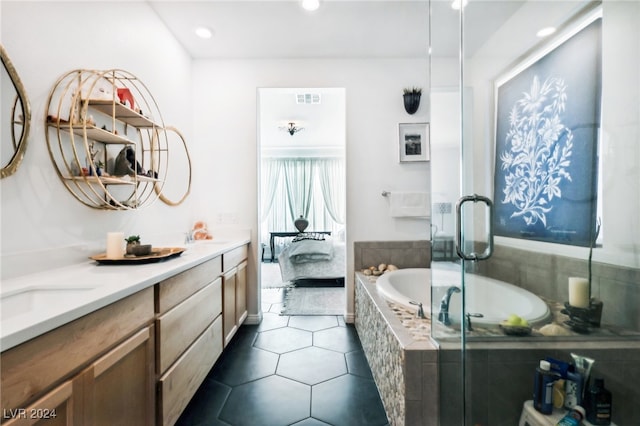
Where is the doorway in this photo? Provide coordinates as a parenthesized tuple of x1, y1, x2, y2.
(257, 88, 346, 316)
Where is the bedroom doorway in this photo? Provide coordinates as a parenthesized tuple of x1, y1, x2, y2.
(257, 88, 346, 316)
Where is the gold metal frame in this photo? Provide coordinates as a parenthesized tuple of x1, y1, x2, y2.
(45, 68, 185, 210)
(1, 44, 31, 179)
(155, 126, 192, 206)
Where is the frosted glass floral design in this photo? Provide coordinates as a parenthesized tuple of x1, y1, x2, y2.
(499, 75, 573, 227)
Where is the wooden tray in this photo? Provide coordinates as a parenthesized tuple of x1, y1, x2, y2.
(90, 247, 185, 265)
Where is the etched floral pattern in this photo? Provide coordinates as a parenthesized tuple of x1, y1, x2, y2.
(499, 75, 573, 227)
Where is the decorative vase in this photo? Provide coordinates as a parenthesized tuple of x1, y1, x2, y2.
(294, 215, 309, 233)
(403, 92, 421, 114)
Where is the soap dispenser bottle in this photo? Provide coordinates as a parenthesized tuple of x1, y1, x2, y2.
(585, 377, 612, 425)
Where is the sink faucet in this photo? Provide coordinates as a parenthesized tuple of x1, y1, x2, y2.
(438, 286, 461, 326)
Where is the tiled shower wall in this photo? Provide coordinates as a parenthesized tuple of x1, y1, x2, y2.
(353, 240, 431, 271)
(473, 244, 640, 331)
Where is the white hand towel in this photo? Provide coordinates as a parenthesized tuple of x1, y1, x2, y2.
(389, 192, 430, 218)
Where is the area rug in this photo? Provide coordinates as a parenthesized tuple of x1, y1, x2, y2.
(281, 287, 344, 316)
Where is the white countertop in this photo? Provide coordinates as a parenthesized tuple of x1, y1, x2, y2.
(0, 238, 249, 351)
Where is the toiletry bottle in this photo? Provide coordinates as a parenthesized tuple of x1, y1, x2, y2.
(533, 360, 558, 414)
(556, 405, 586, 426)
(585, 377, 612, 425)
(564, 365, 584, 409)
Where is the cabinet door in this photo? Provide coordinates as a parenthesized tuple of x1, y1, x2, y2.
(223, 267, 237, 346)
(235, 260, 248, 325)
(3, 379, 81, 426)
(82, 327, 155, 426)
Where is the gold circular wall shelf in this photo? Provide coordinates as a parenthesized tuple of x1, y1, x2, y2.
(155, 126, 192, 206)
(45, 69, 173, 210)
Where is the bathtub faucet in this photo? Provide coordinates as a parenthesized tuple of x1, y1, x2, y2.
(409, 301, 425, 319)
(438, 286, 461, 326)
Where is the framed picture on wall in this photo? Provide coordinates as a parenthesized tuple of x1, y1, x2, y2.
(492, 6, 602, 247)
(399, 122, 429, 163)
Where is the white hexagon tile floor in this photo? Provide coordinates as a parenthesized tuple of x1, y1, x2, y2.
(175, 312, 390, 426)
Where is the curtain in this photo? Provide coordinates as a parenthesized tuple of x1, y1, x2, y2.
(282, 158, 314, 222)
(260, 156, 346, 253)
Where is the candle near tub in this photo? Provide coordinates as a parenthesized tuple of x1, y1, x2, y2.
(106, 232, 124, 259)
(568, 277, 590, 308)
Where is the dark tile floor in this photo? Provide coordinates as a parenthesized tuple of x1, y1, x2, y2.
(176, 289, 389, 426)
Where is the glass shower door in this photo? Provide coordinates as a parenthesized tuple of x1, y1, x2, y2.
(431, 1, 640, 424)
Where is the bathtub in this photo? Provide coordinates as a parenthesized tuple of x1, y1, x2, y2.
(376, 267, 551, 327)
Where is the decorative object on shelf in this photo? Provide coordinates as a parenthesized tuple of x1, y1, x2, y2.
(279, 122, 304, 136)
(1, 44, 31, 179)
(114, 146, 145, 176)
(398, 122, 429, 162)
(106, 231, 125, 259)
(294, 215, 309, 233)
(402, 87, 422, 114)
(562, 218, 603, 333)
(124, 234, 149, 256)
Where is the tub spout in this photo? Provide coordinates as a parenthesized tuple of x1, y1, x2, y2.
(438, 286, 461, 326)
(409, 301, 425, 319)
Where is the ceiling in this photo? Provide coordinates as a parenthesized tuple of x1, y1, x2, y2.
(147, 0, 527, 60)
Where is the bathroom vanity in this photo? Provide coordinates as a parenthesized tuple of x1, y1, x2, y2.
(0, 239, 249, 426)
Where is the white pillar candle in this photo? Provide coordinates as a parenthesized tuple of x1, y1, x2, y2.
(106, 232, 124, 259)
(568, 277, 590, 308)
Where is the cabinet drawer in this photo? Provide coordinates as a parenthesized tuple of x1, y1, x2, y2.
(156, 278, 222, 373)
(1, 287, 154, 412)
(158, 316, 223, 426)
(157, 256, 222, 314)
(222, 245, 247, 273)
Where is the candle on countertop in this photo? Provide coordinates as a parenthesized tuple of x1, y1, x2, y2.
(568, 277, 590, 308)
(106, 232, 124, 259)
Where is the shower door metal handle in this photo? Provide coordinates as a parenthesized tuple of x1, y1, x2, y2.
(455, 194, 494, 261)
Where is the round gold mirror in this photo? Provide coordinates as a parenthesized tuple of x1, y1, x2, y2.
(1, 44, 31, 179)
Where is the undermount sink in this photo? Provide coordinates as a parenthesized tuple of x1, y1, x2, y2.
(1, 287, 96, 321)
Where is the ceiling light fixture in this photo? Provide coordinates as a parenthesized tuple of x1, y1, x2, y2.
(451, 0, 468, 10)
(301, 0, 320, 12)
(280, 122, 305, 136)
(536, 27, 557, 38)
(195, 26, 213, 39)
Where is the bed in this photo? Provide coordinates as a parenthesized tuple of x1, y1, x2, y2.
(277, 233, 345, 287)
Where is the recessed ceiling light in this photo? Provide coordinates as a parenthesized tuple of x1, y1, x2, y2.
(301, 0, 320, 12)
(536, 27, 557, 38)
(451, 0, 468, 10)
(195, 26, 213, 39)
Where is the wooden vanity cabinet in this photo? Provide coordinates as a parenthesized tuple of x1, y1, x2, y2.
(155, 256, 224, 426)
(222, 245, 248, 346)
(1, 288, 155, 426)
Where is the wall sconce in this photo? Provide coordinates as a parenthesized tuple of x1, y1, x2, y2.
(280, 122, 305, 136)
(403, 87, 422, 114)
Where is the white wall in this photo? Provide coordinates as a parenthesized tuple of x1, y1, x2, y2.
(191, 58, 429, 320)
(1, 2, 430, 321)
(1, 2, 193, 277)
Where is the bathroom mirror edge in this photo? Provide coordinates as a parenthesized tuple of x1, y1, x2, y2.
(1, 44, 31, 179)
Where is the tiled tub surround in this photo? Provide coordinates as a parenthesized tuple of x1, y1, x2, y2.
(355, 272, 438, 426)
(357, 271, 640, 425)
